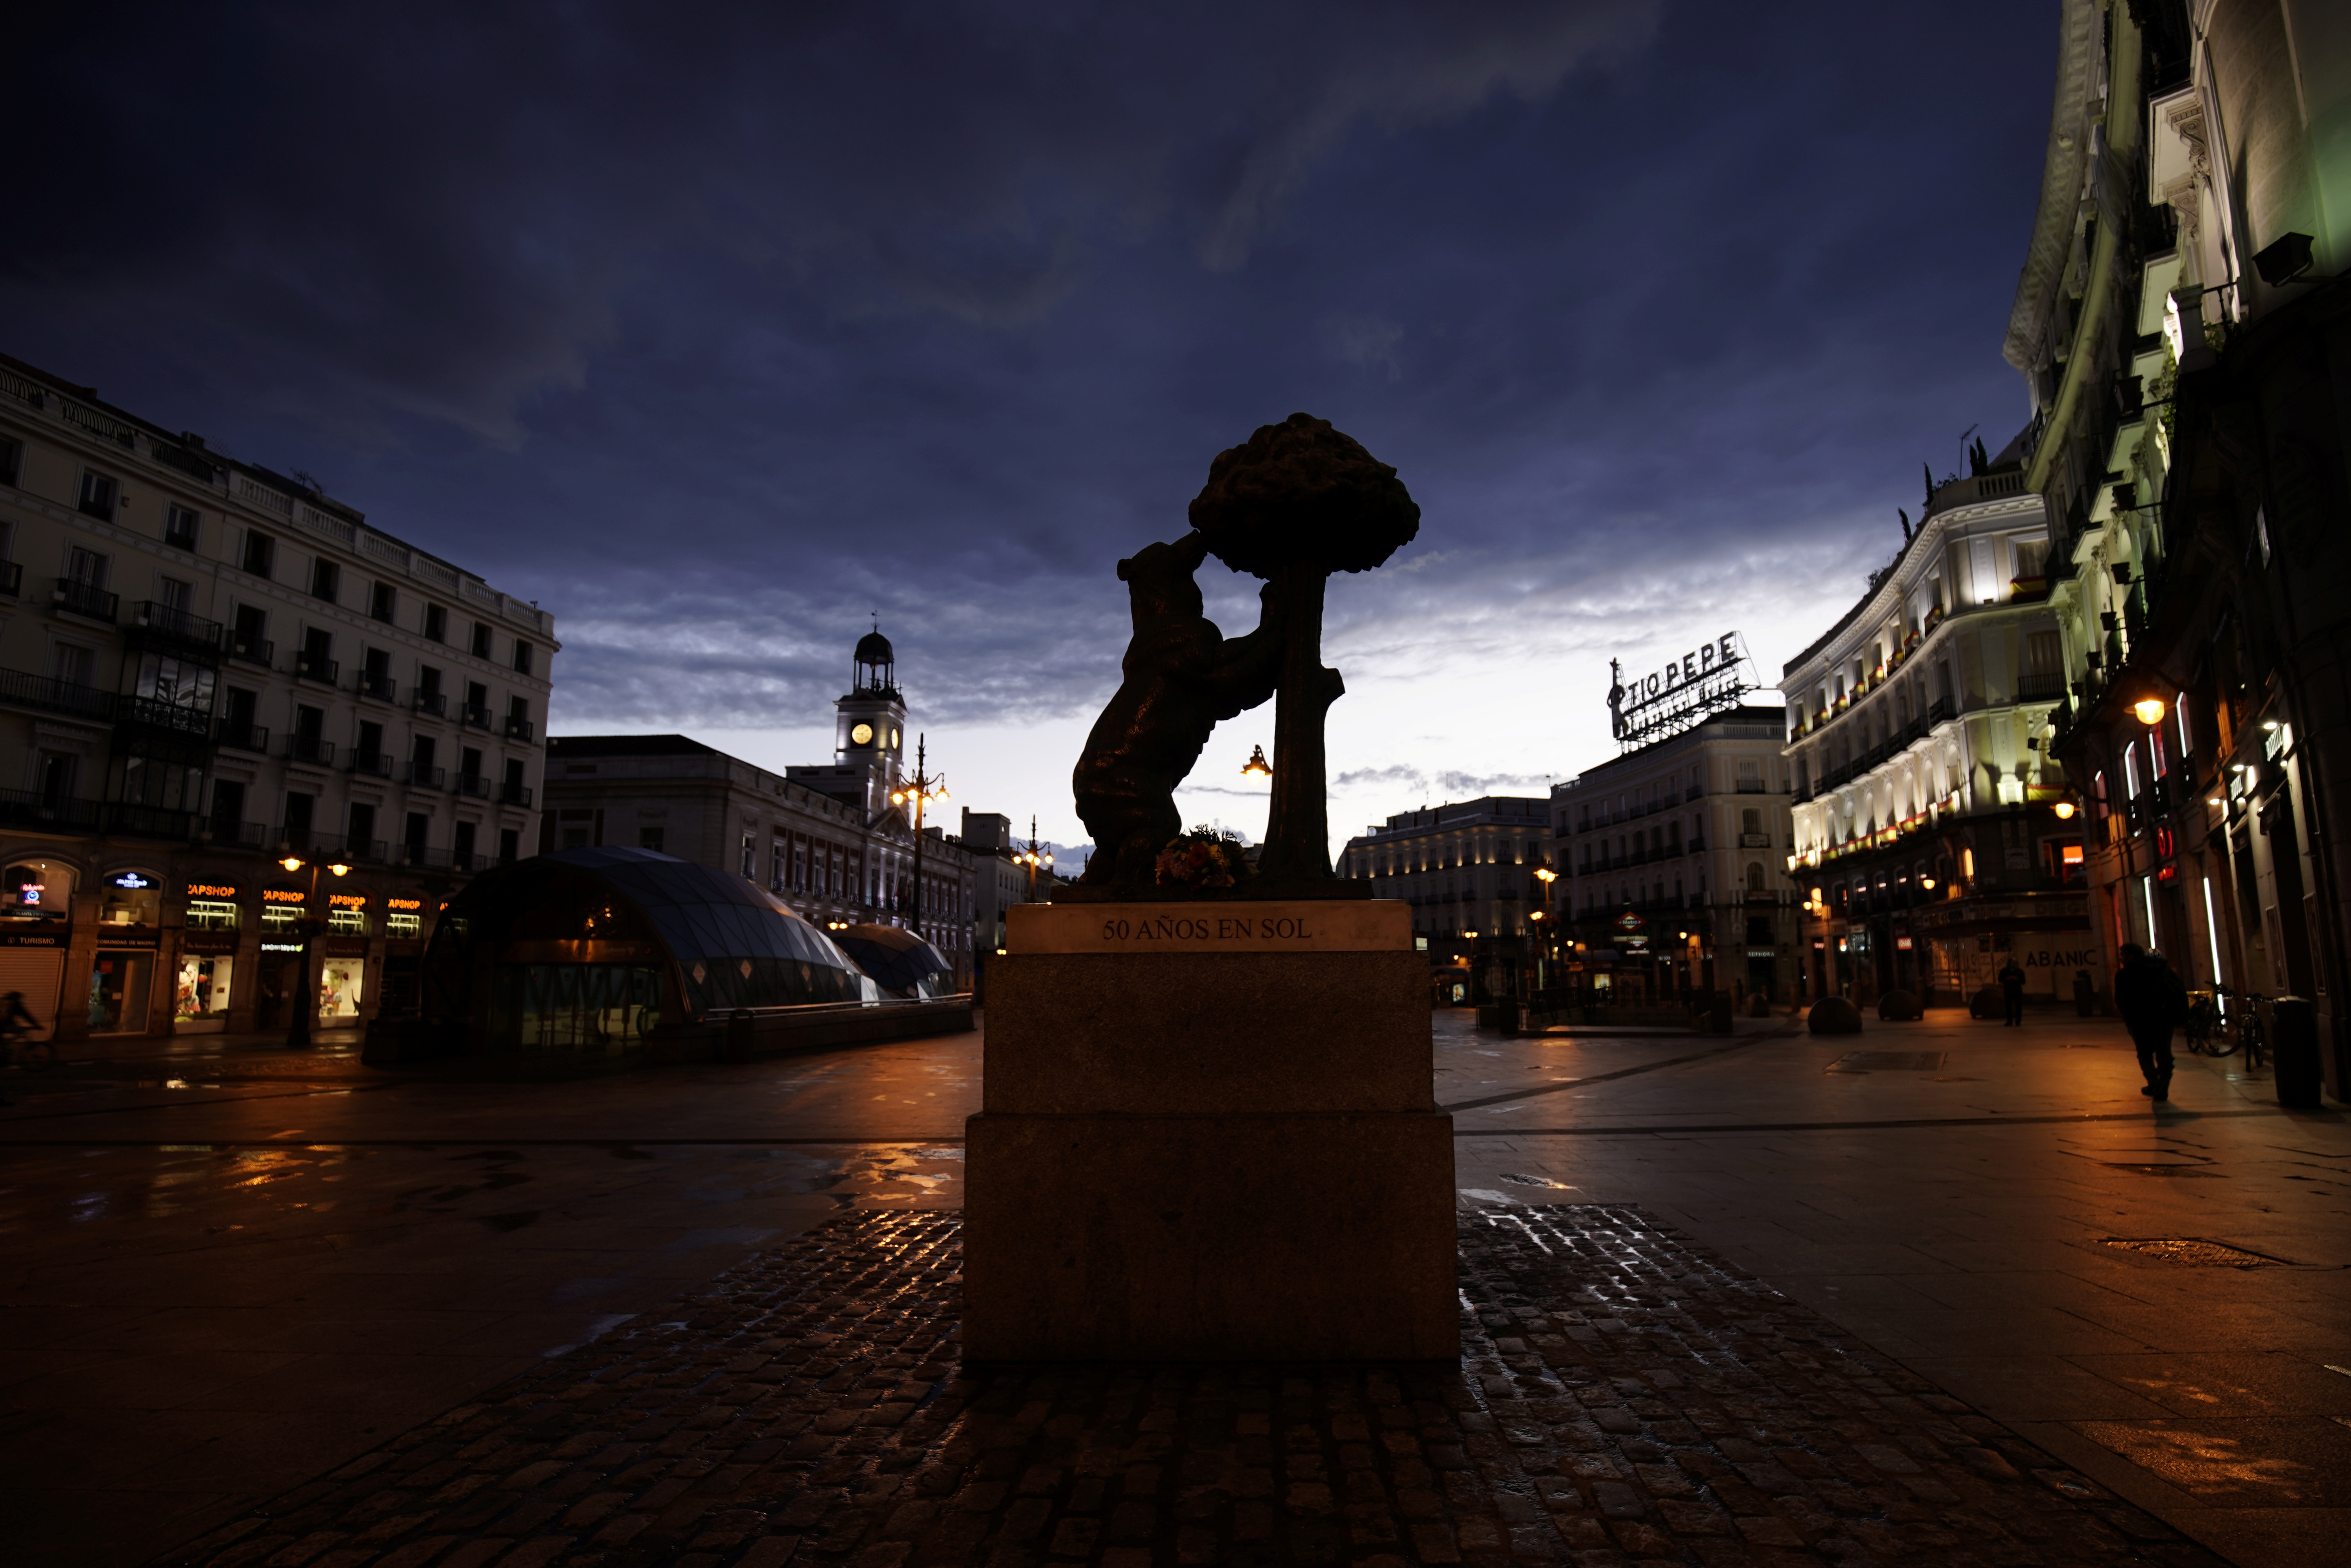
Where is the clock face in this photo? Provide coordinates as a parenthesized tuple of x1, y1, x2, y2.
(850, 723, 874, 746)
(889, 727, 900, 749)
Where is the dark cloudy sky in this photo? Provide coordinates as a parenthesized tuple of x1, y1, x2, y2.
(11, 1, 2057, 858)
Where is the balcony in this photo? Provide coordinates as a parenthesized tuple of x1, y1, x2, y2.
(229, 635, 274, 668)
(0, 789, 104, 831)
(294, 651, 339, 685)
(403, 762, 447, 789)
(286, 734, 336, 766)
(1739, 832, 1773, 848)
(503, 714, 536, 742)
(109, 802, 195, 841)
(2015, 671, 2067, 702)
(126, 602, 226, 659)
(412, 690, 447, 718)
(1735, 779, 1767, 793)
(348, 750, 394, 779)
(274, 827, 388, 864)
(497, 782, 534, 807)
(217, 721, 270, 754)
(52, 577, 119, 622)
(461, 705, 493, 730)
(116, 694, 214, 738)
(0, 561, 21, 597)
(205, 818, 269, 850)
(0, 667, 116, 723)
(456, 773, 491, 799)
(358, 672, 397, 703)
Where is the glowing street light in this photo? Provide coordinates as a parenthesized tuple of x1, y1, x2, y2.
(2052, 800, 2076, 820)
(1240, 744, 1272, 779)
(2133, 695, 2168, 727)
(889, 734, 947, 937)
(275, 850, 350, 1051)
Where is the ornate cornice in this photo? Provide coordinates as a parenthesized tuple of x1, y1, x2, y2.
(2004, 0, 2104, 371)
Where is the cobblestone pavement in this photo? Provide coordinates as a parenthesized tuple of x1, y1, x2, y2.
(160, 1206, 2227, 1568)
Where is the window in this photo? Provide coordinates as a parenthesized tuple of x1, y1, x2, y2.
(78, 471, 118, 519)
(0, 436, 19, 486)
(243, 531, 276, 578)
(563, 824, 591, 850)
(49, 642, 95, 689)
(300, 626, 334, 680)
(165, 505, 200, 549)
(740, 833, 756, 878)
(423, 603, 447, 642)
(640, 826, 665, 853)
(513, 640, 535, 675)
(284, 789, 316, 836)
(497, 827, 519, 865)
(1746, 862, 1767, 893)
(209, 779, 246, 836)
(310, 558, 339, 602)
(470, 622, 491, 658)
(66, 545, 108, 589)
(454, 820, 477, 866)
(159, 576, 193, 612)
(369, 581, 395, 622)
(348, 803, 376, 855)
(230, 607, 267, 663)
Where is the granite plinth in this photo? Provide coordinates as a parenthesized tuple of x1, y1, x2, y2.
(964, 897, 1455, 1361)
(984, 950, 1430, 1113)
(962, 1109, 1457, 1360)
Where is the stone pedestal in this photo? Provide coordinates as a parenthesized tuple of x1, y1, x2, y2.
(963, 899, 1455, 1361)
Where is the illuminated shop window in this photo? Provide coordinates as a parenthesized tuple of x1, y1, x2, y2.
(185, 899, 241, 931)
(328, 906, 371, 935)
(262, 903, 301, 930)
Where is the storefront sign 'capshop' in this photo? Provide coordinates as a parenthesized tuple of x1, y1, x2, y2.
(1608, 632, 1754, 748)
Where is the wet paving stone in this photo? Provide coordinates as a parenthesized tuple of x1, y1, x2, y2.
(156, 1206, 2229, 1567)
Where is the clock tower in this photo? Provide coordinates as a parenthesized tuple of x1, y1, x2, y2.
(832, 627, 907, 811)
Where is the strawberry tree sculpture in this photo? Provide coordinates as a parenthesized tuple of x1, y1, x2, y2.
(1187, 413, 1420, 883)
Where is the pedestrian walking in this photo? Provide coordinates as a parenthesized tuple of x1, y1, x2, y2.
(0, 989, 36, 1107)
(2113, 944, 2188, 1101)
(1998, 957, 2027, 1026)
(2072, 968, 2095, 1017)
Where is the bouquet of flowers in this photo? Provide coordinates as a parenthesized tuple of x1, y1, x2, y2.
(1154, 826, 1253, 889)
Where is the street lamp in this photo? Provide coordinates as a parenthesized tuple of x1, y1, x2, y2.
(2132, 695, 2168, 727)
(1240, 744, 1271, 779)
(276, 851, 350, 1050)
(2052, 799, 2077, 820)
(889, 734, 947, 940)
(1014, 815, 1054, 903)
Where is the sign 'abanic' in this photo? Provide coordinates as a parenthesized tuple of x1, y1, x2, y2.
(1608, 632, 1754, 748)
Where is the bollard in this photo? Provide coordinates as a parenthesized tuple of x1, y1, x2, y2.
(2271, 997, 2322, 1108)
(725, 1007, 755, 1065)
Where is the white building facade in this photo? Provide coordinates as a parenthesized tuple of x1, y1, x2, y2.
(0, 353, 553, 1040)
(1783, 469, 2092, 1005)
(1550, 706, 1798, 1003)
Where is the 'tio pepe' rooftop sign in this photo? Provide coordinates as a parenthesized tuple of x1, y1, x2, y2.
(1608, 631, 1754, 748)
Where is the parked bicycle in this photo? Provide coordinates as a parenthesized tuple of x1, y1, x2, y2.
(2183, 991, 2227, 1055)
(2231, 989, 2268, 1071)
